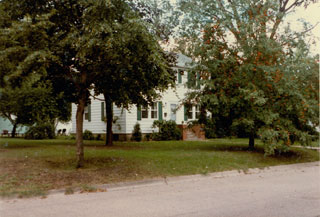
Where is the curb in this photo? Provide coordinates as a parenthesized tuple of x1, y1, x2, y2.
(47, 161, 319, 195)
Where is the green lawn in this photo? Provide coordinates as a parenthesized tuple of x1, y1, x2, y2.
(0, 138, 319, 198)
(310, 140, 320, 147)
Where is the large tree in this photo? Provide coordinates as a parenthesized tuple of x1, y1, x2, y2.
(177, 0, 319, 153)
(0, 4, 70, 138)
(1, 0, 175, 166)
(89, 0, 176, 146)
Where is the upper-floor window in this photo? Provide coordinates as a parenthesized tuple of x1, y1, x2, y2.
(187, 71, 201, 89)
(177, 70, 183, 84)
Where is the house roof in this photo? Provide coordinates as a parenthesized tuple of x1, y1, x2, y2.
(175, 53, 192, 69)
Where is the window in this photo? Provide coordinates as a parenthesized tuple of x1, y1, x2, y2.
(196, 72, 200, 89)
(84, 107, 89, 120)
(184, 104, 193, 121)
(178, 70, 183, 84)
(101, 102, 105, 121)
(84, 104, 91, 121)
(151, 103, 158, 119)
(195, 105, 200, 119)
(187, 106, 193, 119)
(141, 106, 148, 119)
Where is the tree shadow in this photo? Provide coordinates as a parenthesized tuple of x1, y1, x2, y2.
(44, 156, 132, 169)
(0, 144, 41, 149)
(197, 144, 266, 154)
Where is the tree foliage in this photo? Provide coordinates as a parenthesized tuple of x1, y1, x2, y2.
(0, 4, 71, 137)
(80, 0, 176, 146)
(0, 83, 70, 137)
(178, 0, 319, 154)
(0, 0, 175, 166)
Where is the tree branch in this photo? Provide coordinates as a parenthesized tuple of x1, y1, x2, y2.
(281, 22, 320, 46)
(89, 92, 104, 101)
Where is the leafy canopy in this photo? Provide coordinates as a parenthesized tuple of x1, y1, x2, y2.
(177, 0, 319, 154)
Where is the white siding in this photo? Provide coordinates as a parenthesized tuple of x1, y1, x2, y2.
(125, 106, 155, 134)
(71, 94, 126, 134)
(125, 69, 194, 134)
(71, 53, 198, 135)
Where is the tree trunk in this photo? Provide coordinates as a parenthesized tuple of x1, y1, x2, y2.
(76, 95, 86, 168)
(11, 122, 17, 138)
(104, 93, 113, 146)
(248, 131, 255, 150)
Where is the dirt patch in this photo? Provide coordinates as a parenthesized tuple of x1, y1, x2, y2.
(85, 145, 142, 150)
(0, 155, 150, 198)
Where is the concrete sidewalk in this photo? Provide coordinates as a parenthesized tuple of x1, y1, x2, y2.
(1, 162, 320, 217)
(292, 145, 320, 151)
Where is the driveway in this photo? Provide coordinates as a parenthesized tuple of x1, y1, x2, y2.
(1, 162, 320, 217)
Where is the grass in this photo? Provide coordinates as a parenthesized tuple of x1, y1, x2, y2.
(310, 140, 320, 147)
(0, 138, 319, 198)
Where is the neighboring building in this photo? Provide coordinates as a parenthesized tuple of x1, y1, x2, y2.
(0, 117, 27, 136)
(70, 54, 205, 140)
(56, 121, 72, 135)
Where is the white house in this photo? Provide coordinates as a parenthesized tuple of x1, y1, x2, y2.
(71, 53, 204, 140)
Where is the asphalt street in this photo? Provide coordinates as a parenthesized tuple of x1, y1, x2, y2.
(1, 162, 320, 217)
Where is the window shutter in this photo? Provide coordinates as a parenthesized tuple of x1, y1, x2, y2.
(88, 103, 91, 122)
(137, 105, 141, 121)
(196, 72, 200, 89)
(187, 71, 196, 88)
(184, 105, 188, 121)
(178, 71, 182, 84)
(158, 102, 163, 120)
(101, 102, 104, 121)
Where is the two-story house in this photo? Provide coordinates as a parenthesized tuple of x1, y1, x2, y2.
(70, 53, 205, 141)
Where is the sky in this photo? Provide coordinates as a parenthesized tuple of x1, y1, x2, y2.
(285, 2, 320, 55)
(167, 0, 320, 55)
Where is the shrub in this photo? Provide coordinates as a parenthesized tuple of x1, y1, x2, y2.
(145, 134, 151, 141)
(25, 123, 55, 140)
(152, 120, 181, 141)
(131, 123, 142, 142)
(95, 134, 103, 141)
(83, 130, 94, 140)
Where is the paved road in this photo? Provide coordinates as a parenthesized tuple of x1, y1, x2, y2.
(1, 162, 320, 217)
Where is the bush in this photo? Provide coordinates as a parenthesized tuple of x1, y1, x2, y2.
(131, 123, 142, 142)
(152, 120, 181, 141)
(145, 134, 151, 141)
(83, 130, 94, 140)
(25, 123, 55, 140)
(95, 134, 103, 141)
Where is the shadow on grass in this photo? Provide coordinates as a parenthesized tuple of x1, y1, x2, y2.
(84, 144, 143, 150)
(198, 144, 265, 153)
(44, 156, 132, 170)
(1, 145, 41, 149)
(135, 142, 266, 154)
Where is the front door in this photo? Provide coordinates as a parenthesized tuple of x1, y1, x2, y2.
(170, 104, 177, 121)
